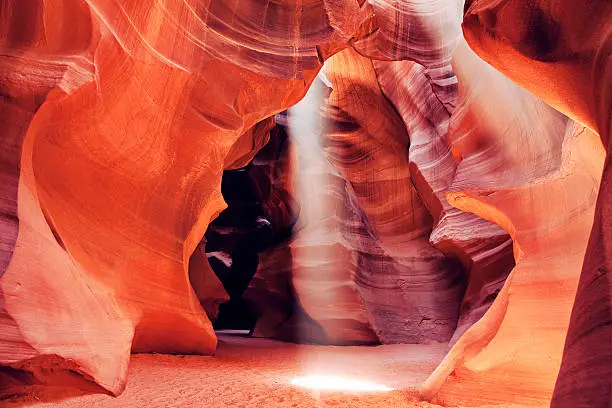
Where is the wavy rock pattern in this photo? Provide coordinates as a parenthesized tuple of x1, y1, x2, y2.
(352, 0, 462, 66)
(322, 48, 466, 343)
(373, 56, 515, 345)
(1, 0, 609, 404)
(285, 80, 379, 345)
(0, 0, 132, 396)
(460, 1, 611, 405)
(421, 41, 605, 406)
(0, 0, 359, 395)
(341, 0, 516, 346)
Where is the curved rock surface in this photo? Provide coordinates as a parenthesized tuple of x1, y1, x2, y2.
(373, 57, 515, 345)
(422, 40, 605, 406)
(322, 48, 466, 343)
(286, 79, 380, 345)
(460, 0, 611, 405)
(4, 0, 432, 392)
(1, 0, 609, 404)
(0, 0, 132, 396)
(0, 0, 361, 395)
(205, 102, 380, 345)
(345, 0, 516, 346)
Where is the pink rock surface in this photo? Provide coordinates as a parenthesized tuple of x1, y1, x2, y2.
(1, 0, 609, 405)
(422, 40, 605, 406)
(374, 57, 514, 345)
(287, 80, 380, 345)
(322, 48, 465, 343)
(460, 0, 611, 405)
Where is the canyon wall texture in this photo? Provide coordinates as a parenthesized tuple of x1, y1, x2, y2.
(422, 40, 604, 406)
(0, 0, 334, 396)
(373, 56, 515, 346)
(0, 0, 610, 406)
(322, 48, 466, 343)
(285, 80, 380, 345)
(460, 0, 612, 406)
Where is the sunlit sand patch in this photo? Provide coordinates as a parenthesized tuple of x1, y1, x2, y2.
(290, 375, 394, 392)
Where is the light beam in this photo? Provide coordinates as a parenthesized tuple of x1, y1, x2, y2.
(290, 375, 394, 392)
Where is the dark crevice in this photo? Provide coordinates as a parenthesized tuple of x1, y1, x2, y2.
(190, 118, 298, 334)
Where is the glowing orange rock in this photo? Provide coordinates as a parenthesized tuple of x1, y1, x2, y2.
(0, 0, 129, 396)
(0, 0, 351, 395)
(461, 0, 611, 405)
(422, 40, 605, 406)
(4, 0, 439, 395)
(3, 0, 607, 403)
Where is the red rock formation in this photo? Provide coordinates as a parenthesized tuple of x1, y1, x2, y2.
(373, 58, 515, 345)
(4, 0, 431, 393)
(345, 0, 517, 345)
(2, 0, 608, 403)
(351, 0, 462, 65)
(0, 0, 132, 396)
(323, 48, 466, 343)
(460, 0, 611, 405)
(0, 0, 356, 396)
(421, 40, 605, 406)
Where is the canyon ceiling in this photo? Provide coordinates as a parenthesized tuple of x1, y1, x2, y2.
(0, 0, 610, 407)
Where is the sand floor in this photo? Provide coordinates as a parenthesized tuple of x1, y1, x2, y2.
(4, 334, 468, 407)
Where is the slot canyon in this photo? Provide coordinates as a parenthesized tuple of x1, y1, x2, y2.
(0, 0, 610, 407)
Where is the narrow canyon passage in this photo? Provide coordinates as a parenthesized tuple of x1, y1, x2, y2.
(0, 1, 610, 407)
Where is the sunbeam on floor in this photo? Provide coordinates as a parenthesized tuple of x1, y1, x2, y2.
(290, 375, 394, 392)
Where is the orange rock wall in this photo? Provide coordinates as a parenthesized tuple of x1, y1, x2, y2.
(422, 40, 604, 406)
(1, 0, 610, 404)
(0, 0, 335, 395)
(460, 0, 611, 405)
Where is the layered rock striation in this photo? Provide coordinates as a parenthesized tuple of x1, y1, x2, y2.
(0, 0, 609, 405)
